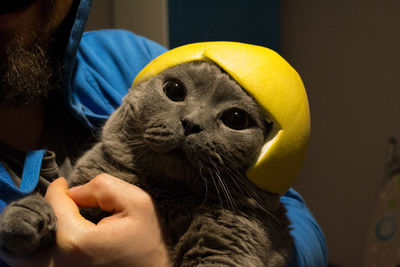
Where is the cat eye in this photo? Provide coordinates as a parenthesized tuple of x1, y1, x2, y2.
(163, 79, 186, 102)
(220, 108, 251, 130)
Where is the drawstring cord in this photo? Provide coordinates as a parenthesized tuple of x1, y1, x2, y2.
(0, 150, 45, 213)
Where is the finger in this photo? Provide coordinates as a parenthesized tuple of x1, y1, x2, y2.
(45, 178, 96, 256)
(45, 178, 94, 228)
(67, 174, 151, 214)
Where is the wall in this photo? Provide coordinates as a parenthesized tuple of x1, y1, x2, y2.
(167, 0, 280, 50)
(85, 0, 113, 30)
(86, 0, 168, 47)
(281, 1, 400, 266)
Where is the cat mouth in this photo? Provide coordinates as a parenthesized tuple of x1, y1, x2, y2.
(164, 147, 203, 172)
(168, 147, 189, 162)
(168, 147, 221, 175)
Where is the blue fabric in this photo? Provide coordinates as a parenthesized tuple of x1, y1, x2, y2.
(66, 30, 167, 129)
(283, 189, 328, 266)
(0, 0, 328, 265)
(0, 150, 45, 213)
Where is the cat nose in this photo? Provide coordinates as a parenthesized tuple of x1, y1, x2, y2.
(181, 118, 202, 135)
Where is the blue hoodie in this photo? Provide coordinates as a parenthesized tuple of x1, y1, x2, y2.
(0, 0, 327, 266)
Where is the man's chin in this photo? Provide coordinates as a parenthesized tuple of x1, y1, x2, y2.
(0, 0, 36, 14)
(0, 39, 60, 108)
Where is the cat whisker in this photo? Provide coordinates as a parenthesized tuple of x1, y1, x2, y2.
(208, 166, 224, 211)
(126, 138, 147, 146)
(126, 141, 145, 146)
(222, 165, 247, 199)
(210, 161, 237, 212)
(132, 146, 151, 163)
(222, 157, 281, 224)
(197, 162, 209, 208)
(217, 172, 237, 212)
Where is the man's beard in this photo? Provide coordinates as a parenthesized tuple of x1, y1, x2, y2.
(0, 37, 62, 108)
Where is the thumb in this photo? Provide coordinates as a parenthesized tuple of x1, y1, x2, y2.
(45, 177, 94, 228)
(67, 174, 148, 214)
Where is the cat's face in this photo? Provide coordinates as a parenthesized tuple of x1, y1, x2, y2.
(118, 62, 271, 188)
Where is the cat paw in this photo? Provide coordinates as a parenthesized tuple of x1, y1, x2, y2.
(0, 194, 56, 257)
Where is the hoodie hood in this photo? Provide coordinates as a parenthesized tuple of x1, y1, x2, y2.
(63, 0, 93, 87)
(60, 0, 93, 125)
(58, 1, 167, 131)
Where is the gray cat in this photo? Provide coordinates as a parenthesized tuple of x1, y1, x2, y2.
(0, 61, 293, 266)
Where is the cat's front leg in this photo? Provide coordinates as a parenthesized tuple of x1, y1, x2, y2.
(0, 194, 56, 258)
(172, 209, 289, 267)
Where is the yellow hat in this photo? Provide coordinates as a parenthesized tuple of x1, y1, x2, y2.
(133, 42, 310, 195)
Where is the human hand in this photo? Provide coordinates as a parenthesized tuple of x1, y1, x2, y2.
(51, 175, 170, 267)
(0, 175, 170, 267)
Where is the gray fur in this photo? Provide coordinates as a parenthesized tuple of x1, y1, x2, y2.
(0, 62, 293, 266)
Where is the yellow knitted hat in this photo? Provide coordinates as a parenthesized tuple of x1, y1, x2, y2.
(133, 42, 310, 195)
